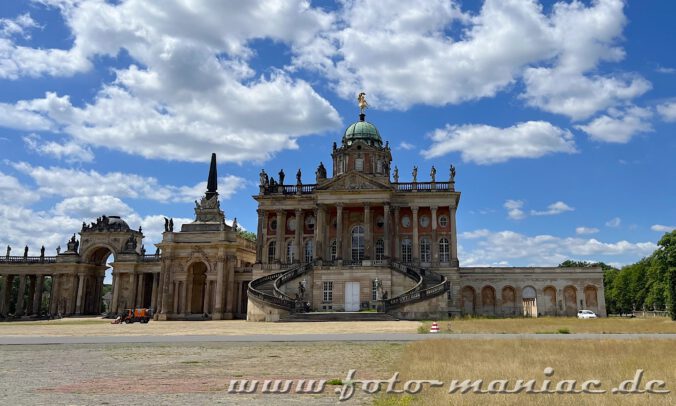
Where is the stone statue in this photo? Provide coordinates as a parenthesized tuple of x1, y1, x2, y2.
(316, 162, 327, 180)
(430, 165, 436, 182)
(138, 226, 142, 233)
(164, 217, 169, 232)
(450, 164, 456, 182)
(169, 218, 174, 232)
(357, 92, 368, 114)
(385, 141, 389, 149)
(296, 168, 302, 184)
(298, 281, 305, 299)
(232, 217, 238, 231)
(5, 245, 10, 259)
(74, 239, 79, 252)
(23, 245, 28, 258)
(333, 141, 337, 151)
(278, 169, 285, 186)
(259, 169, 268, 187)
(412, 166, 418, 182)
(40, 245, 45, 258)
(393, 166, 399, 182)
(56, 245, 61, 255)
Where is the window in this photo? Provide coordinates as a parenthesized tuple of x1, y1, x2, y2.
(330, 240, 337, 260)
(376, 160, 383, 173)
(401, 238, 412, 263)
(375, 238, 384, 261)
(287, 216, 296, 232)
(286, 240, 294, 263)
(372, 280, 379, 301)
(304, 240, 313, 263)
(305, 215, 315, 230)
(438, 215, 448, 227)
(401, 215, 411, 228)
(351, 225, 364, 261)
(323, 281, 333, 302)
(420, 238, 431, 263)
(270, 218, 277, 230)
(355, 158, 364, 171)
(439, 238, 450, 263)
(419, 215, 430, 228)
(267, 240, 276, 263)
(376, 216, 384, 229)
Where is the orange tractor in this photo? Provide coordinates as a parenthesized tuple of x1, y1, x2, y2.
(111, 308, 151, 324)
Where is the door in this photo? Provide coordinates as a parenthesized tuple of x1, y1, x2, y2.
(344, 282, 360, 311)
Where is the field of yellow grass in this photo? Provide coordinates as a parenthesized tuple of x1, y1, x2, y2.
(377, 339, 675, 405)
(422, 316, 676, 334)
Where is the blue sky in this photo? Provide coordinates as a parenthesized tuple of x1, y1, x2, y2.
(0, 0, 674, 270)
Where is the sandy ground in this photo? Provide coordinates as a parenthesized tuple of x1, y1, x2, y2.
(0, 317, 421, 337)
(0, 341, 401, 405)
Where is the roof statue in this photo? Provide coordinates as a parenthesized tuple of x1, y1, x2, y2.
(357, 92, 368, 114)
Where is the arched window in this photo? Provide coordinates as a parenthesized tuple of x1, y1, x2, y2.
(304, 240, 313, 263)
(267, 240, 276, 263)
(401, 238, 412, 263)
(351, 225, 364, 261)
(286, 240, 294, 263)
(420, 238, 431, 263)
(375, 238, 384, 261)
(439, 238, 450, 263)
(330, 240, 337, 261)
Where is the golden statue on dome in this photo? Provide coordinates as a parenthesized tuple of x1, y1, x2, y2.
(357, 92, 368, 114)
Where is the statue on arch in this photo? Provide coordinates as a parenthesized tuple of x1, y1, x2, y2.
(357, 92, 368, 114)
(393, 166, 399, 183)
(412, 166, 418, 183)
(169, 218, 174, 232)
(6, 245, 10, 259)
(450, 164, 456, 182)
(23, 245, 28, 259)
(56, 246, 61, 255)
(164, 217, 169, 232)
(40, 245, 45, 258)
(278, 169, 285, 186)
(430, 165, 436, 182)
(296, 168, 302, 185)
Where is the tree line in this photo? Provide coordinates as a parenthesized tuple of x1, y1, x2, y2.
(559, 230, 676, 320)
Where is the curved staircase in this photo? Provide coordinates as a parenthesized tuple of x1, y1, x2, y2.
(247, 260, 450, 321)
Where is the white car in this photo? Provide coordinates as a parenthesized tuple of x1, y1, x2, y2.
(577, 310, 598, 319)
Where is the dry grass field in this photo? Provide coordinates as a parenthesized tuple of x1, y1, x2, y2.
(422, 316, 676, 334)
(376, 339, 676, 406)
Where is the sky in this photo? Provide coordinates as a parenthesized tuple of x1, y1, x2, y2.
(0, 0, 675, 271)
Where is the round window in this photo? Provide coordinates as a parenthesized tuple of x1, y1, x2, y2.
(305, 215, 315, 230)
(376, 216, 384, 229)
(438, 215, 448, 227)
(401, 215, 411, 228)
(419, 215, 430, 228)
(270, 219, 277, 230)
(287, 217, 296, 231)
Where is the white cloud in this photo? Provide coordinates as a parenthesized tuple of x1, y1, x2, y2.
(459, 228, 656, 267)
(422, 121, 576, 164)
(657, 101, 676, 122)
(52, 195, 135, 219)
(530, 201, 574, 216)
(576, 227, 599, 235)
(651, 224, 675, 233)
(398, 141, 415, 150)
(23, 134, 94, 163)
(293, 0, 645, 118)
(606, 217, 621, 228)
(0, 171, 38, 205)
(0, 13, 40, 39)
(504, 200, 525, 220)
(0, 102, 54, 131)
(0, 1, 341, 163)
(10, 162, 245, 203)
(576, 106, 653, 143)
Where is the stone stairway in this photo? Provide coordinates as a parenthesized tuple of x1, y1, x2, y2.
(279, 311, 399, 322)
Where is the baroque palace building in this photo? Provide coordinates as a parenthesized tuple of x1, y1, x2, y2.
(0, 99, 606, 322)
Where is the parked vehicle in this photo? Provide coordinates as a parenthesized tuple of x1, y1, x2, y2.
(577, 309, 598, 319)
(111, 308, 151, 324)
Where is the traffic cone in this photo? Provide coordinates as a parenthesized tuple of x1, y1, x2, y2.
(430, 321, 440, 333)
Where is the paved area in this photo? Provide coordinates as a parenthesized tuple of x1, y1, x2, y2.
(2, 332, 676, 345)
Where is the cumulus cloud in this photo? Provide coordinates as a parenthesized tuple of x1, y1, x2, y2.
(576, 106, 653, 143)
(657, 101, 676, 122)
(459, 228, 656, 267)
(530, 201, 574, 216)
(504, 200, 526, 220)
(293, 0, 646, 118)
(23, 134, 94, 163)
(651, 224, 675, 233)
(0, 1, 341, 162)
(422, 121, 576, 164)
(10, 162, 246, 202)
(0, 171, 38, 206)
(0, 13, 40, 39)
(576, 227, 599, 235)
(606, 217, 621, 227)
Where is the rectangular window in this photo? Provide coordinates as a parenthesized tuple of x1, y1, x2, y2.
(401, 239, 412, 263)
(372, 280, 378, 301)
(323, 281, 333, 303)
(355, 158, 364, 171)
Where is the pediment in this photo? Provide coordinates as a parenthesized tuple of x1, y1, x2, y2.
(317, 172, 393, 192)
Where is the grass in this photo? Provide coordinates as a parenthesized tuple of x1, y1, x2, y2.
(379, 339, 676, 405)
(421, 316, 676, 334)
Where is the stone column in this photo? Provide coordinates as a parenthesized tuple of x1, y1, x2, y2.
(274, 210, 285, 262)
(431, 206, 438, 265)
(49, 275, 58, 315)
(26, 275, 36, 316)
(411, 206, 419, 262)
(69, 274, 79, 314)
(256, 209, 265, 262)
(16, 275, 27, 317)
(150, 273, 159, 312)
(383, 204, 391, 259)
(202, 280, 210, 314)
(130, 272, 138, 309)
(450, 206, 459, 267)
(173, 282, 180, 314)
(111, 272, 121, 314)
(393, 206, 401, 260)
(261, 211, 269, 263)
(224, 255, 236, 318)
(364, 204, 371, 259)
(0, 275, 12, 315)
(213, 256, 225, 319)
(314, 206, 323, 261)
(75, 273, 86, 315)
(136, 273, 144, 307)
(160, 262, 174, 318)
(336, 204, 343, 260)
(295, 209, 302, 263)
(155, 270, 164, 315)
(32, 275, 44, 316)
(180, 279, 188, 315)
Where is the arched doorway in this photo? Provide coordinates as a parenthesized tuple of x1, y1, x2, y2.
(501, 286, 516, 316)
(461, 286, 475, 315)
(522, 286, 537, 317)
(564, 286, 577, 316)
(82, 246, 115, 315)
(543, 286, 557, 316)
(188, 262, 207, 314)
(584, 285, 599, 313)
(481, 286, 496, 316)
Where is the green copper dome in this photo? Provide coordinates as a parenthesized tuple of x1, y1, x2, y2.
(343, 115, 382, 147)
